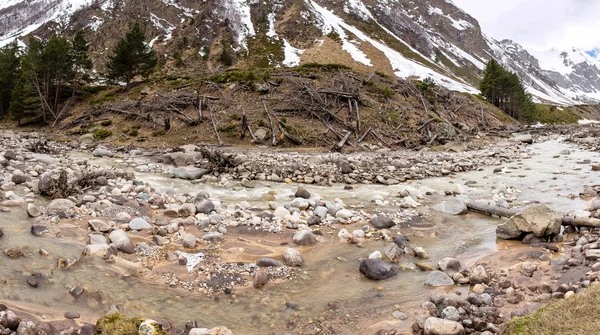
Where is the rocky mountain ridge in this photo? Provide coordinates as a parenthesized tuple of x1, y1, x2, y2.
(1, 0, 600, 105)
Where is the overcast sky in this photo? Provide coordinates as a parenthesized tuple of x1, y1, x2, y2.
(452, 0, 600, 56)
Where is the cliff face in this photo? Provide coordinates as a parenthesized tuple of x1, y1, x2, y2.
(2, 0, 600, 105)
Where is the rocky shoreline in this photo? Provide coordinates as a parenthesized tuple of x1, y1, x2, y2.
(0, 126, 599, 334)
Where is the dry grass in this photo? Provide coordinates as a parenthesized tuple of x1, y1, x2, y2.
(503, 283, 600, 335)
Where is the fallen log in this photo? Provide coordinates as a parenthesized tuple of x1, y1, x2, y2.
(561, 217, 600, 228)
(466, 201, 600, 228)
(465, 201, 520, 218)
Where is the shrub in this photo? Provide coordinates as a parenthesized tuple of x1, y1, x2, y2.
(93, 129, 112, 139)
(128, 129, 139, 137)
(152, 130, 166, 136)
(100, 120, 113, 126)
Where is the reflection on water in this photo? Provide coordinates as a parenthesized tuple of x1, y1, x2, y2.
(0, 139, 598, 333)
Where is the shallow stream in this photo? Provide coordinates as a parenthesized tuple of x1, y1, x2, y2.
(1, 138, 599, 334)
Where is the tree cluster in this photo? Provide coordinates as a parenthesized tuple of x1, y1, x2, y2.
(480, 59, 536, 121)
(0, 23, 157, 125)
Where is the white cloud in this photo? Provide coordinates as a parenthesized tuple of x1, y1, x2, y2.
(453, 0, 600, 53)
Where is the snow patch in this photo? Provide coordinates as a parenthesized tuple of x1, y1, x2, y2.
(223, 0, 256, 50)
(578, 119, 600, 125)
(149, 13, 176, 41)
(309, 2, 371, 66)
(266, 13, 277, 38)
(282, 39, 304, 67)
(344, 0, 373, 21)
(160, 0, 199, 17)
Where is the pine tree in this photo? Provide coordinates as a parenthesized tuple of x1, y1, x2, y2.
(71, 30, 92, 77)
(9, 73, 41, 125)
(106, 23, 157, 90)
(480, 59, 536, 121)
(21, 34, 75, 123)
(0, 42, 20, 117)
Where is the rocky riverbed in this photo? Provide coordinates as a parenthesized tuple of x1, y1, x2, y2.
(1, 126, 600, 334)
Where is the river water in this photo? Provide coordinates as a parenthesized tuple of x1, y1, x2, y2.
(1, 138, 599, 334)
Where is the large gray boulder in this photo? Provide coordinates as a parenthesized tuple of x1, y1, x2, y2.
(293, 230, 317, 246)
(425, 271, 455, 287)
(283, 248, 304, 267)
(171, 166, 210, 180)
(129, 217, 152, 230)
(108, 229, 135, 254)
(423, 317, 465, 335)
(195, 199, 215, 214)
(432, 198, 468, 215)
(92, 148, 114, 157)
(496, 205, 562, 239)
(359, 259, 397, 280)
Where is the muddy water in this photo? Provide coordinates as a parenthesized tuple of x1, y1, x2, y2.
(1, 138, 599, 334)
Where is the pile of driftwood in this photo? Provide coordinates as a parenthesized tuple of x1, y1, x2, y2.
(43, 168, 129, 199)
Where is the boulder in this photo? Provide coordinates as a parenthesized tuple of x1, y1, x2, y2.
(359, 259, 397, 280)
(423, 317, 465, 335)
(256, 257, 283, 267)
(425, 271, 455, 287)
(108, 230, 135, 254)
(393, 235, 409, 249)
(497, 205, 562, 238)
(336, 209, 353, 219)
(274, 206, 290, 218)
(78, 133, 95, 144)
(27, 204, 41, 217)
(3, 151, 16, 161)
(92, 148, 114, 157)
(469, 265, 489, 284)
(171, 167, 210, 180)
(293, 230, 317, 246)
(295, 186, 311, 199)
(432, 198, 468, 215)
(37, 172, 53, 193)
(283, 248, 304, 267)
(370, 215, 395, 229)
(88, 219, 111, 233)
(0, 310, 19, 330)
(195, 199, 215, 214)
(30, 225, 48, 236)
(513, 134, 533, 144)
(382, 243, 403, 262)
(438, 257, 461, 276)
(129, 217, 152, 230)
(29, 154, 59, 165)
(253, 269, 269, 288)
(182, 234, 197, 249)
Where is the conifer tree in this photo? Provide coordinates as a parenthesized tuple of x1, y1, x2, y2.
(0, 42, 20, 117)
(71, 30, 92, 76)
(480, 59, 536, 121)
(106, 23, 157, 90)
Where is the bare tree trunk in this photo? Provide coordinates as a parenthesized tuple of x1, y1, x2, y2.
(354, 99, 361, 133)
(334, 131, 353, 151)
(209, 108, 224, 146)
(263, 100, 277, 146)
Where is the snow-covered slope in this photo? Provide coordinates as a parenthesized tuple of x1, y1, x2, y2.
(0, 0, 94, 47)
(1, 0, 599, 105)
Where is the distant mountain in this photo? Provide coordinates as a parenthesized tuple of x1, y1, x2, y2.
(1, 0, 599, 105)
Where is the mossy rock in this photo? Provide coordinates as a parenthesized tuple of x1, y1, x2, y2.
(96, 313, 168, 335)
